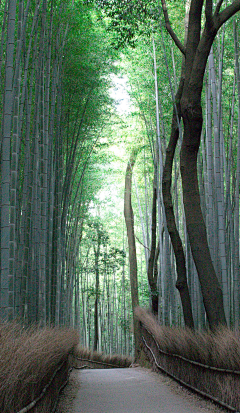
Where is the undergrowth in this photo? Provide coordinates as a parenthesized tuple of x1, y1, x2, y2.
(73, 346, 133, 368)
(135, 307, 240, 410)
(135, 307, 240, 370)
(0, 321, 79, 413)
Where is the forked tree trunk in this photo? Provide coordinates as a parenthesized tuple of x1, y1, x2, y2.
(162, 78, 194, 329)
(162, 0, 240, 329)
(180, 2, 228, 329)
(161, 1, 194, 329)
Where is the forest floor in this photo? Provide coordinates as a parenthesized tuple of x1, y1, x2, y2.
(56, 367, 224, 413)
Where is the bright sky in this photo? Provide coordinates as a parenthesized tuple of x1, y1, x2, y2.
(90, 73, 133, 226)
(109, 73, 132, 115)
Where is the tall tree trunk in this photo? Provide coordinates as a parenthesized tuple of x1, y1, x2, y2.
(162, 79, 194, 329)
(161, 0, 194, 329)
(1, 0, 17, 321)
(93, 236, 101, 352)
(180, 2, 226, 329)
(208, 48, 229, 322)
(180, 101, 226, 329)
(233, 19, 240, 326)
(124, 150, 141, 360)
(147, 182, 158, 315)
(162, 0, 240, 329)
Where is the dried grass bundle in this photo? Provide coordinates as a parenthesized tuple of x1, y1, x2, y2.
(135, 307, 240, 370)
(73, 345, 132, 368)
(0, 322, 79, 413)
(135, 307, 240, 410)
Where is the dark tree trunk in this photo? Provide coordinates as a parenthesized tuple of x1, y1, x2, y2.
(124, 150, 141, 360)
(147, 182, 159, 315)
(179, 4, 226, 330)
(161, 0, 240, 329)
(180, 102, 226, 329)
(162, 77, 195, 329)
(179, 0, 240, 329)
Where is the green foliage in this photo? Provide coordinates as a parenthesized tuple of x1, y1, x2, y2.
(90, 0, 156, 48)
(59, 1, 119, 240)
(85, 0, 186, 51)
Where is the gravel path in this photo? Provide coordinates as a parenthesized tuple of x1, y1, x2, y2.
(56, 367, 223, 413)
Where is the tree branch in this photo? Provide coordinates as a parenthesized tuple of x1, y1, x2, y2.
(205, 0, 214, 28)
(214, 0, 225, 16)
(135, 235, 150, 251)
(160, 0, 186, 55)
(214, 0, 240, 31)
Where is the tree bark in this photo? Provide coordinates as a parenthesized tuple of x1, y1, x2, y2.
(180, 103, 227, 329)
(180, 1, 228, 329)
(162, 78, 195, 329)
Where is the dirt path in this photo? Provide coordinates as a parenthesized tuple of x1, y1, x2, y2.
(56, 367, 222, 413)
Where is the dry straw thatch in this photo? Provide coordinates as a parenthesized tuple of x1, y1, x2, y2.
(72, 345, 133, 368)
(0, 321, 79, 413)
(0, 321, 132, 413)
(135, 306, 240, 411)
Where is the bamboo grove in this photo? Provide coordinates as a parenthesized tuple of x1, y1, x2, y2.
(0, 0, 115, 325)
(1, 0, 240, 356)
